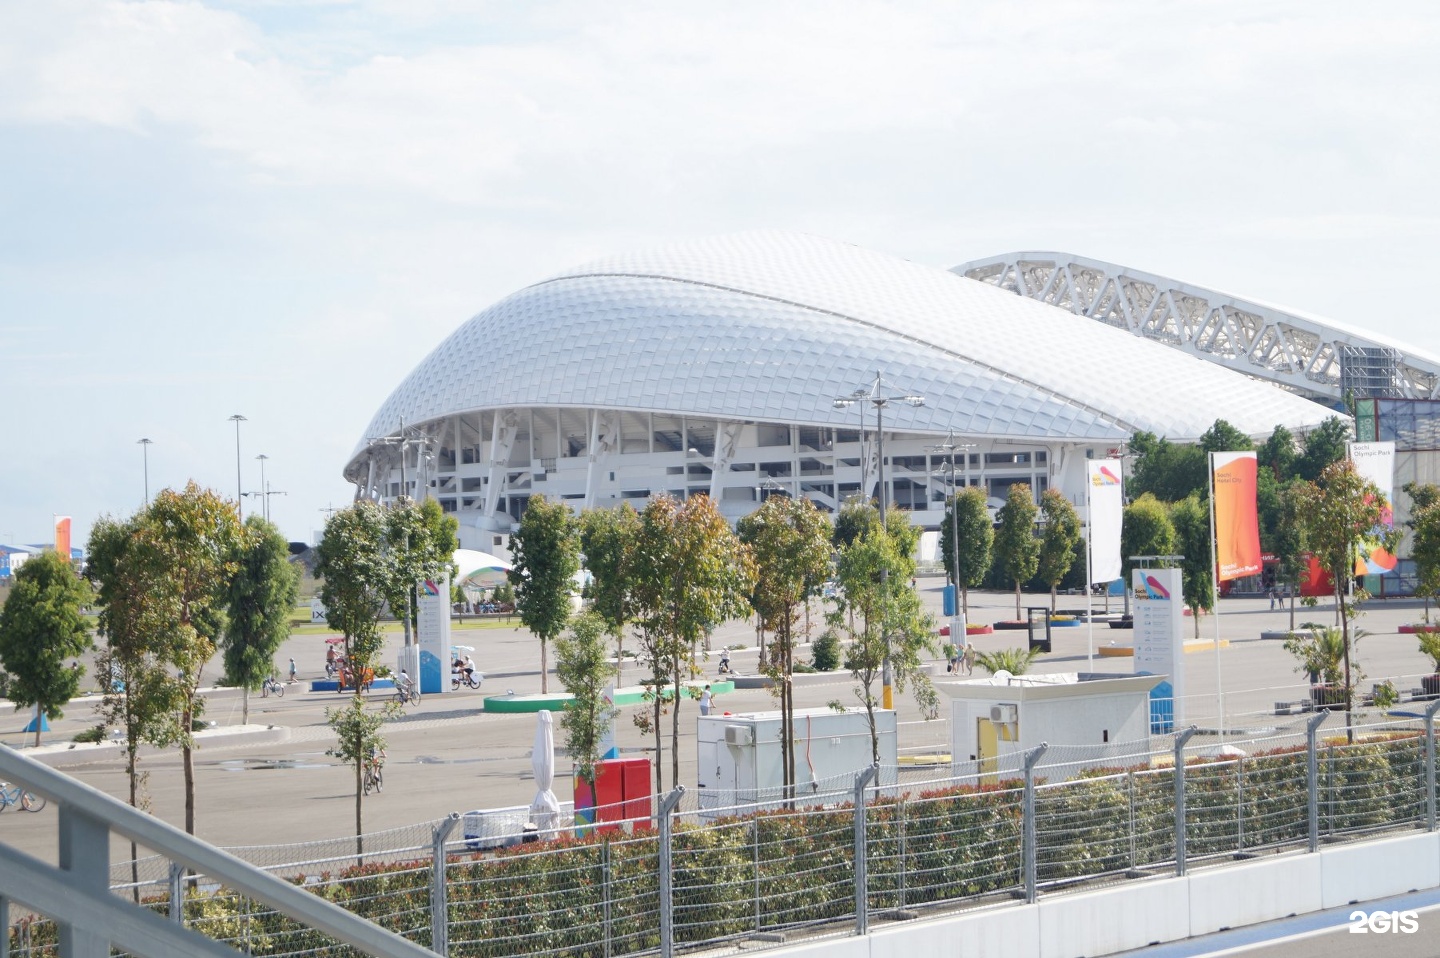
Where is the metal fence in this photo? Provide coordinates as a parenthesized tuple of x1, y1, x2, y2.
(10, 707, 1440, 957)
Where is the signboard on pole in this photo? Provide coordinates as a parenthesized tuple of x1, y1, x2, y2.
(1133, 566, 1185, 724)
(416, 573, 452, 694)
(1348, 441, 1398, 575)
(1087, 460, 1124, 584)
(54, 516, 72, 562)
(1211, 452, 1262, 581)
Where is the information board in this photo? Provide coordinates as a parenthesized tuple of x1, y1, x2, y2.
(1132, 566, 1185, 723)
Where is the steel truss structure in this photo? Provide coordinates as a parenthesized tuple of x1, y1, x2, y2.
(955, 252, 1440, 402)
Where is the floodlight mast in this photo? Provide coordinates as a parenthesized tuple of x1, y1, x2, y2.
(833, 372, 925, 711)
(928, 430, 976, 630)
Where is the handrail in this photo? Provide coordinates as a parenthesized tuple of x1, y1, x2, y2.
(0, 745, 436, 958)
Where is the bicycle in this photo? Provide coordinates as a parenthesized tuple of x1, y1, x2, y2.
(363, 759, 384, 795)
(261, 674, 285, 698)
(452, 669, 483, 691)
(0, 782, 45, 813)
(394, 676, 420, 706)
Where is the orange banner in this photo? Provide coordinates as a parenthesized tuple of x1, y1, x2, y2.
(54, 516, 72, 560)
(1212, 452, 1261, 581)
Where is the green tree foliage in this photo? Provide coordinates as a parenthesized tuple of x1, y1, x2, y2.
(1121, 493, 1178, 582)
(578, 504, 642, 666)
(1296, 416, 1351, 483)
(832, 499, 882, 549)
(937, 486, 993, 616)
(1037, 490, 1081, 612)
(554, 611, 619, 782)
(974, 646, 1041, 676)
(1271, 483, 1309, 631)
(1404, 483, 1440, 622)
(631, 495, 756, 792)
(0, 550, 93, 746)
(827, 516, 937, 763)
(1293, 460, 1402, 733)
(510, 495, 581, 693)
(1198, 419, 1254, 455)
(1128, 431, 1207, 503)
(1259, 425, 1298, 481)
(382, 497, 459, 647)
(1168, 495, 1214, 637)
(314, 501, 391, 676)
(737, 495, 832, 794)
(223, 515, 301, 724)
(995, 484, 1040, 619)
(325, 695, 400, 844)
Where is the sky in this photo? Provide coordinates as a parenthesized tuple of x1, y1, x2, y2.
(2, 0, 1438, 549)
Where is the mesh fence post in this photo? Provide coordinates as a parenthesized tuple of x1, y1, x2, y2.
(853, 764, 878, 936)
(429, 813, 460, 956)
(603, 839, 613, 958)
(752, 815, 761, 934)
(656, 787, 685, 958)
(1426, 700, 1440, 832)
(1174, 726, 1198, 877)
(167, 860, 183, 924)
(1306, 712, 1328, 853)
(1022, 743, 1049, 905)
(1, 893, 8, 958)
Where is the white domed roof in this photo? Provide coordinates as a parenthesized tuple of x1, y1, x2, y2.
(352, 231, 1334, 458)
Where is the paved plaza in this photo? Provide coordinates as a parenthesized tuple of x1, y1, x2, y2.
(3, 581, 1438, 868)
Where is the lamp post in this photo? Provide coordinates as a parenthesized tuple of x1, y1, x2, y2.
(137, 438, 153, 504)
(255, 454, 269, 521)
(929, 431, 976, 643)
(834, 372, 925, 711)
(228, 415, 247, 520)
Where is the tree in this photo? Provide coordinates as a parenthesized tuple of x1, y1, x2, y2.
(1037, 490, 1082, 612)
(1259, 425, 1298, 482)
(1121, 493, 1178, 582)
(827, 516, 937, 764)
(381, 497, 459, 649)
(995, 483, 1040, 619)
(579, 504, 642, 680)
(1296, 416, 1351, 483)
(630, 494, 755, 792)
(1169, 494, 1214, 638)
(1293, 459, 1402, 736)
(509, 495, 581, 693)
(136, 483, 244, 835)
(87, 513, 188, 893)
(223, 516, 301, 724)
(0, 550, 93, 746)
(1128, 431, 1207, 503)
(554, 611, 619, 783)
(325, 695, 400, 847)
(974, 646, 1042, 676)
(832, 499, 882, 549)
(1270, 483, 1309, 631)
(1404, 482, 1440, 622)
(937, 486, 993, 616)
(1198, 419, 1254, 455)
(314, 501, 391, 680)
(737, 495, 832, 796)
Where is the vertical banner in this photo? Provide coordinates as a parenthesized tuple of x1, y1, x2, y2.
(1348, 441, 1397, 575)
(1211, 452, 1261, 581)
(1087, 459, 1124, 583)
(415, 572, 452, 694)
(1133, 566, 1186, 724)
(53, 516, 72, 561)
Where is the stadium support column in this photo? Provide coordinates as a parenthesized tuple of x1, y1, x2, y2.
(584, 411, 601, 509)
(483, 411, 518, 520)
(710, 421, 741, 502)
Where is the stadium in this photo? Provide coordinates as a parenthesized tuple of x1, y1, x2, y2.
(345, 230, 1383, 551)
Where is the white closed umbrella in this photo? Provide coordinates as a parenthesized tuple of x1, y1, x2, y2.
(530, 709, 562, 836)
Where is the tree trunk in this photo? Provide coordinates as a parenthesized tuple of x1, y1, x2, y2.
(33, 707, 41, 748)
(1050, 586, 1057, 614)
(540, 637, 549, 693)
(1014, 582, 1022, 620)
(183, 703, 196, 834)
(670, 658, 681, 790)
(242, 687, 250, 726)
(355, 728, 365, 853)
(962, 583, 969, 617)
(653, 695, 663, 793)
(128, 749, 140, 902)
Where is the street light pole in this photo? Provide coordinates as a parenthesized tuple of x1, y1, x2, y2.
(835, 372, 925, 711)
(137, 438, 153, 504)
(256, 454, 270, 521)
(929, 431, 976, 642)
(228, 415, 247, 520)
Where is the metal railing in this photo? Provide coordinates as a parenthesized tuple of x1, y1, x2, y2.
(8, 704, 1440, 957)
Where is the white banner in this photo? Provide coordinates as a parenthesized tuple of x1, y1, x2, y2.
(416, 572, 452, 694)
(1348, 441, 1396, 525)
(1087, 459, 1124, 584)
(1133, 566, 1186, 725)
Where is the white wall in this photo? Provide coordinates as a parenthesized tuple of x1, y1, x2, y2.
(755, 831, 1440, 958)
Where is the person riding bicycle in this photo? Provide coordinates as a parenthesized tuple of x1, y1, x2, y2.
(397, 668, 415, 696)
(462, 655, 477, 684)
(718, 649, 732, 675)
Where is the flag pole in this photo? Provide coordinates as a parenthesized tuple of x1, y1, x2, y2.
(1085, 471, 1094, 673)
(1208, 453, 1224, 738)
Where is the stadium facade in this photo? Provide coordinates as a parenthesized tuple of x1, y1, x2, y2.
(345, 231, 1337, 550)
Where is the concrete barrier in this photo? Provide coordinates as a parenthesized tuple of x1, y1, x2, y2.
(1037, 878, 1190, 957)
(1188, 854, 1322, 936)
(871, 904, 1040, 958)
(1319, 833, 1440, 908)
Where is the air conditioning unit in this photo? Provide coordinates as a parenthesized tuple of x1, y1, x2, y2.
(724, 725, 754, 747)
(990, 704, 1018, 725)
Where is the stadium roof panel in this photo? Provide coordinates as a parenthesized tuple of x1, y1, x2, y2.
(353, 231, 1336, 459)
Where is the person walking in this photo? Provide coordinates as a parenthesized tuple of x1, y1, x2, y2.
(962, 642, 976, 676)
(699, 684, 713, 716)
(288, 657, 297, 683)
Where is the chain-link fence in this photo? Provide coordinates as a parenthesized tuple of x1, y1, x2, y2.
(10, 712, 1440, 957)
